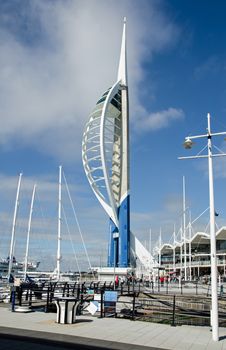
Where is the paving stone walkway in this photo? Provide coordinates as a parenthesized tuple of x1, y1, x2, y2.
(0, 306, 226, 349)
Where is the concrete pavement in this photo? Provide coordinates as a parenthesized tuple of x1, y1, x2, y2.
(0, 306, 226, 349)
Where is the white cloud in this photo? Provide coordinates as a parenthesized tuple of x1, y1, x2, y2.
(136, 107, 184, 132)
(194, 55, 221, 80)
(0, 0, 180, 162)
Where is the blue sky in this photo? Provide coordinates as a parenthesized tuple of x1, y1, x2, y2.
(0, 0, 226, 271)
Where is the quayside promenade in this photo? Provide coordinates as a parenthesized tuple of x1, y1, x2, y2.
(1, 305, 226, 350)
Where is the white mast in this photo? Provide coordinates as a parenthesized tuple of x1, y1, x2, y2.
(118, 16, 129, 204)
(178, 113, 226, 341)
(149, 227, 152, 276)
(189, 211, 192, 281)
(159, 228, 162, 267)
(8, 173, 22, 278)
(173, 224, 176, 272)
(117, 17, 127, 85)
(57, 165, 62, 280)
(183, 176, 187, 280)
(180, 220, 183, 276)
(24, 184, 36, 280)
(149, 227, 152, 256)
(207, 113, 218, 341)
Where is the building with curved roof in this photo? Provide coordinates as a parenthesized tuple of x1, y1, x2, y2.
(156, 227, 226, 279)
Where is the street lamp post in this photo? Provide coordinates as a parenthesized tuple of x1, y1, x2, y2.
(179, 113, 226, 342)
(183, 176, 187, 281)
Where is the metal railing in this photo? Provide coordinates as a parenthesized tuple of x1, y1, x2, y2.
(6, 279, 226, 327)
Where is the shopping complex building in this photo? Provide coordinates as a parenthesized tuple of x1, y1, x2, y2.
(154, 226, 226, 279)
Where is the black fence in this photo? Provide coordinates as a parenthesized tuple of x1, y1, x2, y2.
(143, 279, 224, 296)
(116, 292, 226, 327)
(10, 280, 126, 312)
(8, 280, 226, 327)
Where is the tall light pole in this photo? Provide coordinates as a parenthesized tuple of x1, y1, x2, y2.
(57, 165, 62, 281)
(183, 176, 187, 280)
(179, 113, 226, 341)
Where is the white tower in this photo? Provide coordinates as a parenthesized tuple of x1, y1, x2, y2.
(82, 18, 130, 267)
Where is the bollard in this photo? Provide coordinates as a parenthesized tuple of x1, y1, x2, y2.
(100, 288, 104, 318)
(132, 292, 136, 320)
(45, 286, 50, 313)
(18, 286, 22, 306)
(29, 288, 32, 307)
(11, 286, 16, 312)
(77, 285, 80, 300)
(80, 283, 85, 314)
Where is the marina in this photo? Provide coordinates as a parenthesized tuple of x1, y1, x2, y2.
(1, 1, 226, 349)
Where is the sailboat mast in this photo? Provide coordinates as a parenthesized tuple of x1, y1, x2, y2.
(8, 173, 22, 278)
(24, 184, 36, 279)
(159, 228, 162, 267)
(57, 165, 62, 280)
(173, 224, 176, 272)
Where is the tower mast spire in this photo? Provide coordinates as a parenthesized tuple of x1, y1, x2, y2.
(117, 17, 127, 86)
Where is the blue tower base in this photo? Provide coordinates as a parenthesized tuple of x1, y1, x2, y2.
(108, 195, 130, 268)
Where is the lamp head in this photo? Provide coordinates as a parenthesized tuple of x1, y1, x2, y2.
(183, 137, 193, 149)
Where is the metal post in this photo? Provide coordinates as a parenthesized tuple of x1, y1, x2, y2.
(171, 295, 176, 327)
(189, 212, 192, 281)
(29, 288, 32, 307)
(18, 286, 22, 306)
(173, 224, 176, 272)
(11, 286, 16, 312)
(113, 231, 119, 290)
(132, 292, 136, 320)
(45, 286, 50, 313)
(178, 113, 226, 341)
(149, 227, 153, 281)
(158, 268, 160, 293)
(100, 288, 104, 318)
(180, 223, 183, 279)
(159, 228, 162, 268)
(113, 238, 116, 290)
(183, 176, 187, 281)
(57, 165, 62, 281)
(207, 113, 219, 341)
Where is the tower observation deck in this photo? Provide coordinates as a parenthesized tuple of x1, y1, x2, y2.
(82, 19, 130, 268)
